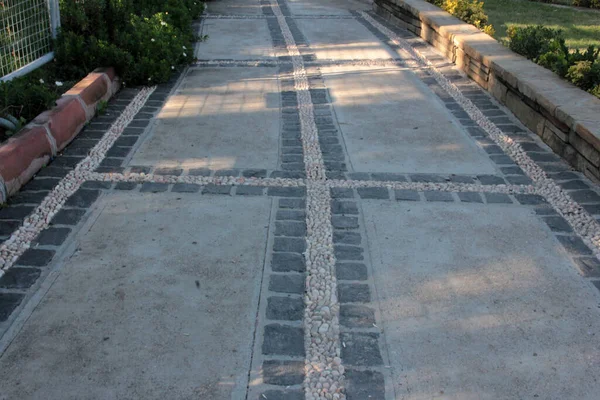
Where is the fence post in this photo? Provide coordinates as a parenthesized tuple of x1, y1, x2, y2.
(48, 0, 61, 39)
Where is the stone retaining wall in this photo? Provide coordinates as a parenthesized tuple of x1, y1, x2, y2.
(0, 68, 120, 201)
(373, 0, 600, 182)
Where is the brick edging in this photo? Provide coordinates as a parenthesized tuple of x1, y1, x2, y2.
(372, 0, 600, 182)
(0, 67, 121, 202)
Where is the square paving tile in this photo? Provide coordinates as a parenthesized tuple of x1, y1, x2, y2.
(295, 19, 397, 59)
(195, 19, 275, 60)
(0, 192, 272, 399)
(287, 0, 371, 15)
(206, 0, 266, 15)
(130, 67, 281, 170)
(321, 65, 498, 174)
(362, 201, 600, 399)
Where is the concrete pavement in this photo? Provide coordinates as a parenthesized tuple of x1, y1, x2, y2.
(1, 0, 600, 399)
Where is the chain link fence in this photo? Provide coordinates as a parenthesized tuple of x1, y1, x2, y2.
(0, 0, 60, 80)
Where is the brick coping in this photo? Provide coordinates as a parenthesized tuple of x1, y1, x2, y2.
(0, 68, 120, 202)
(373, 0, 600, 181)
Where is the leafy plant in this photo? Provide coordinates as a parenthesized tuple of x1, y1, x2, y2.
(508, 25, 600, 98)
(507, 25, 564, 61)
(96, 100, 108, 116)
(55, 0, 205, 85)
(572, 0, 600, 8)
(567, 60, 600, 91)
(429, 0, 495, 35)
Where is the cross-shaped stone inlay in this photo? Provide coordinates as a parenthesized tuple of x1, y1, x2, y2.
(2, 0, 600, 399)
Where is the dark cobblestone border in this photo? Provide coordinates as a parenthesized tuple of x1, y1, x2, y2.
(329, 187, 388, 399)
(126, 165, 306, 179)
(262, 0, 310, 176)
(344, 171, 525, 185)
(258, 197, 307, 400)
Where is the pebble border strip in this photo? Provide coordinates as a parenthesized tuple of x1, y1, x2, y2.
(89, 172, 536, 195)
(193, 59, 408, 68)
(357, 11, 600, 261)
(268, 0, 346, 398)
(203, 14, 356, 19)
(329, 188, 387, 398)
(87, 172, 305, 188)
(0, 87, 156, 277)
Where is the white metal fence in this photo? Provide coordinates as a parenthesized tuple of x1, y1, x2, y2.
(0, 0, 60, 81)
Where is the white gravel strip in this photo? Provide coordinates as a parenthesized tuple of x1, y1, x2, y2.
(203, 14, 355, 19)
(270, 1, 346, 398)
(0, 87, 156, 276)
(86, 173, 533, 194)
(193, 59, 409, 67)
(360, 12, 600, 258)
(327, 179, 536, 194)
(271, 0, 325, 181)
(87, 172, 305, 187)
(304, 182, 345, 400)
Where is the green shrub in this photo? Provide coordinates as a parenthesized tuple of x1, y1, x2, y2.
(56, 0, 204, 85)
(508, 25, 600, 98)
(572, 0, 600, 9)
(429, 0, 495, 35)
(566, 60, 600, 91)
(507, 25, 565, 61)
(0, 68, 71, 124)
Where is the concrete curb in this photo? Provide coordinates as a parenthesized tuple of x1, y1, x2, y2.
(0, 67, 121, 202)
(373, 0, 600, 182)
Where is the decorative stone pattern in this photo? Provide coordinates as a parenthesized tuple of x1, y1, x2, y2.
(372, 0, 600, 184)
(2, 4, 600, 400)
(329, 189, 387, 399)
(356, 12, 600, 268)
(267, 0, 347, 398)
(194, 59, 407, 68)
(0, 86, 157, 278)
(259, 198, 307, 399)
(203, 14, 356, 19)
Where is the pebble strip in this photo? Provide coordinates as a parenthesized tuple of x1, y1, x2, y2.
(87, 172, 305, 187)
(328, 179, 536, 194)
(0, 87, 156, 276)
(269, 0, 347, 398)
(270, 0, 325, 181)
(203, 14, 355, 19)
(87, 173, 534, 196)
(193, 59, 408, 67)
(360, 12, 600, 259)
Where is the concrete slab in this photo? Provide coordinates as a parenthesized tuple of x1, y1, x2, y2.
(131, 67, 281, 169)
(322, 65, 497, 174)
(206, 0, 265, 15)
(295, 19, 396, 60)
(0, 191, 272, 399)
(196, 19, 275, 60)
(362, 201, 600, 400)
(287, 0, 372, 15)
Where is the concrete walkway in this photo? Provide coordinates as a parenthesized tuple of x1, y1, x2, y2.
(1, 0, 600, 399)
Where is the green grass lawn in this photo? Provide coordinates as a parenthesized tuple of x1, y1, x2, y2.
(484, 0, 600, 49)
